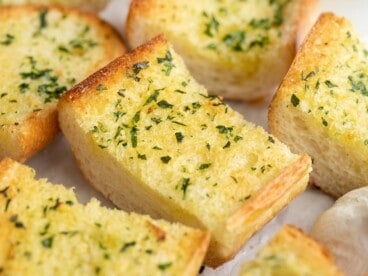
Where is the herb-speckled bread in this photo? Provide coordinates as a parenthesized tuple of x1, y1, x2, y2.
(0, 158, 210, 275)
(58, 35, 312, 267)
(0, 0, 108, 12)
(239, 225, 342, 276)
(126, 0, 318, 101)
(269, 13, 368, 197)
(0, 5, 125, 162)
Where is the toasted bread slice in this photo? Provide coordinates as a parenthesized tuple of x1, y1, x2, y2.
(0, 0, 108, 12)
(312, 187, 368, 276)
(58, 35, 311, 267)
(0, 5, 125, 162)
(0, 158, 210, 275)
(269, 13, 368, 197)
(239, 225, 342, 275)
(126, 0, 318, 101)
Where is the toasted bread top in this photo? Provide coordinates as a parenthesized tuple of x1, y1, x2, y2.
(127, 0, 306, 76)
(270, 13, 368, 155)
(0, 0, 108, 12)
(59, 35, 302, 232)
(0, 5, 125, 127)
(240, 225, 342, 275)
(0, 158, 210, 275)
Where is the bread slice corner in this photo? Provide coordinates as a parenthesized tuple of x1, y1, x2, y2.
(239, 225, 343, 275)
(59, 34, 312, 267)
(0, 5, 126, 162)
(0, 157, 210, 275)
(269, 13, 368, 197)
(126, 0, 319, 101)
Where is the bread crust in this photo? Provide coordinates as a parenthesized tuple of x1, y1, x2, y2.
(240, 225, 343, 275)
(126, 0, 318, 101)
(269, 13, 368, 197)
(0, 158, 210, 275)
(0, 5, 126, 162)
(59, 35, 312, 267)
(0, 0, 108, 12)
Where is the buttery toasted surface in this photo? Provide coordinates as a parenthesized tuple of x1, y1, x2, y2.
(0, 158, 210, 275)
(126, 0, 317, 101)
(58, 35, 311, 266)
(312, 187, 368, 276)
(239, 225, 342, 276)
(0, 0, 108, 12)
(269, 13, 368, 197)
(0, 5, 125, 162)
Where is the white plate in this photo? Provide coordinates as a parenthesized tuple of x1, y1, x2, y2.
(27, 0, 366, 275)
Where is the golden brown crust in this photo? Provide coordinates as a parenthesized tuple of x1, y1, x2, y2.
(60, 35, 166, 105)
(59, 34, 311, 268)
(228, 154, 311, 231)
(269, 13, 353, 197)
(239, 225, 343, 275)
(125, 0, 316, 101)
(203, 154, 311, 266)
(0, 5, 126, 162)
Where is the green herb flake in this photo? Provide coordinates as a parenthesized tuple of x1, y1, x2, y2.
(223, 141, 231, 149)
(290, 94, 300, 107)
(324, 80, 338, 88)
(157, 51, 175, 76)
(268, 136, 275, 143)
(249, 18, 270, 30)
(199, 163, 211, 170)
(133, 111, 141, 123)
(41, 236, 54, 249)
(144, 89, 160, 105)
(0, 33, 15, 46)
(138, 153, 147, 160)
(133, 61, 149, 75)
(364, 139, 368, 146)
(204, 14, 220, 37)
(39, 9, 48, 30)
(120, 241, 136, 253)
(158, 262, 172, 271)
(130, 127, 138, 148)
(175, 132, 184, 143)
(160, 156, 171, 164)
(19, 83, 29, 93)
(157, 100, 173, 109)
(322, 118, 328, 127)
(180, 178, 191, 199)
(223, 31, 246, 51)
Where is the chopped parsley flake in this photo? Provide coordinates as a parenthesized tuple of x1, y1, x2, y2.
(120, 241, 136, 252)
(290, 94, 300, 107)
(157, 100, 173, 109)
(160, 156, 171, 164)
(175, 132, 184, 143)
(158, 262, 172, 271)
(199, 163, 211, 170)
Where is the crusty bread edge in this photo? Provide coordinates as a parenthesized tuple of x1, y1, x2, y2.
(0, 157, 211, 275)
(0, 4, 126, 162)
(59, 35, 311, 268)
(268, 13, 349, 197)
(204, 154, 311, 266)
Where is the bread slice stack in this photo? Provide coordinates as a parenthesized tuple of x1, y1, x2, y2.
(58, 35, 312, 266)
(126, 0, 318, 101)
(0, 0, 108, 12)
(0, 158, 210, 275)
(0, 5, 125, 162)
(239, 225, 342, 275)
(269, 13, 368, 197)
